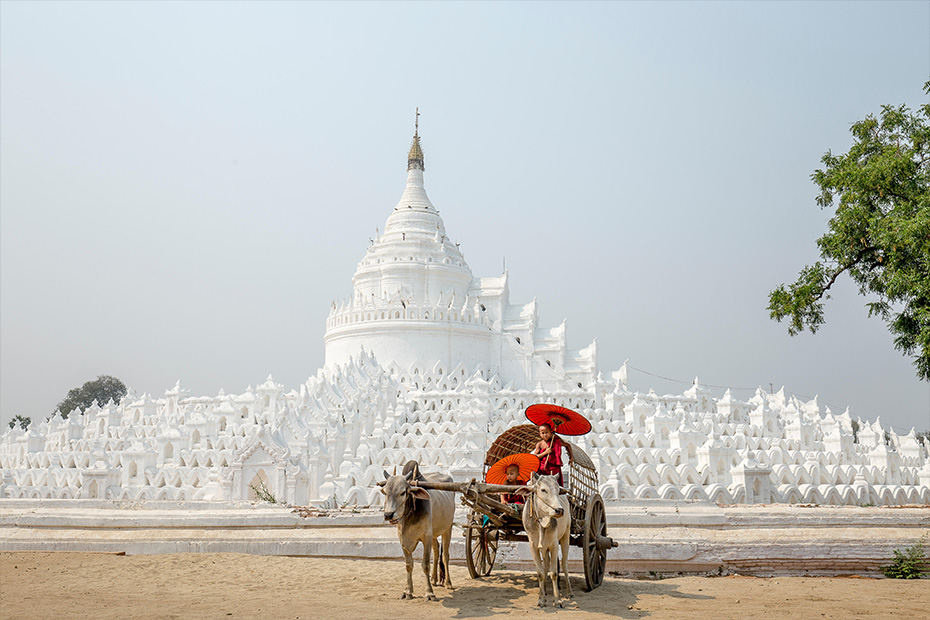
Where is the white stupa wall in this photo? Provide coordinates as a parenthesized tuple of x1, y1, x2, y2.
(326, 314, 495, 377)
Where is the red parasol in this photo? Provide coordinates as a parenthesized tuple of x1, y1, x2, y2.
(525, 404, 592, 436)
(486, 453, 540, 485)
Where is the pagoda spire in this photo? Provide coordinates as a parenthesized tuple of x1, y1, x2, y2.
(407, 108, 424, 171)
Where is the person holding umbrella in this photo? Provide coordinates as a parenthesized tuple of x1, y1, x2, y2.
(500, 463, 525, 505)
(532, 423, 573, 486)
(525, 404, 592, 486)
(486, 453, 540, 513)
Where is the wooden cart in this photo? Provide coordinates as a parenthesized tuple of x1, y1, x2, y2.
(414, 424, 617, 590)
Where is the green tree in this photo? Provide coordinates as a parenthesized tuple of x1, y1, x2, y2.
(8, 414, 31, 430)
(55, 375, 127, 418)
(768, 82, 930, 381)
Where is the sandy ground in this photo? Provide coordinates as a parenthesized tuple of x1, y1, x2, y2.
(1, 552, 927, 620)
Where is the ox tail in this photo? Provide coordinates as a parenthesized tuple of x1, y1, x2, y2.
(438, 548, 446, 584)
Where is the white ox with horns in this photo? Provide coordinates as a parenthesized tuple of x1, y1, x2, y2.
(379, 464, 455, 601)
(518, 471, 574, 608)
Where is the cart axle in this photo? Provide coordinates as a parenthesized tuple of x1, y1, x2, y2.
(597, 535, 618, 551)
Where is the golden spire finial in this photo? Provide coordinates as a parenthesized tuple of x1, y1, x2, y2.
(407, 108, 424, 171)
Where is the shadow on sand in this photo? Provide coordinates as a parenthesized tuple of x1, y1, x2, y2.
(437, 571, 713, 618)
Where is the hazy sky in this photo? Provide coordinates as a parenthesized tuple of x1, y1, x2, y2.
(2, 1, 928, 434)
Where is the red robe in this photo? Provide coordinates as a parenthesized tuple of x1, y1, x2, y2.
(538, 435, 565, 486)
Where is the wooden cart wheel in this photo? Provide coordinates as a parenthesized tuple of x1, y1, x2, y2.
(465, 511, 499, 578)
(582, 493, 608, 591)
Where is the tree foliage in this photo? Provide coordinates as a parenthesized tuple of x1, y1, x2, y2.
(55, 375, 127, 418)
(8, 415, 31, 430)
(768, 83, 930, 381)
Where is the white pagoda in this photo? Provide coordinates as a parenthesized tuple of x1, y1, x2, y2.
(2, 122, 928, 507)
(324, 120, 595, 388)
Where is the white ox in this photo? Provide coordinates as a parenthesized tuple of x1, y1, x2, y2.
(379, 465, 455, 601)
(518, 472, 574, 608)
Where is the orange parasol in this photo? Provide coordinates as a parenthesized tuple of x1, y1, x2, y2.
(525, 403, 592, 436)
(485, 453, 540, 485)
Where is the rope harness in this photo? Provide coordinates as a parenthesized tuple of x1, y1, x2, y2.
(389, 481, 422, 523)
(525, 486, 562, 524)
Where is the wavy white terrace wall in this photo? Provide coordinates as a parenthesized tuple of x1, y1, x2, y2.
(1, 355, 928, 506)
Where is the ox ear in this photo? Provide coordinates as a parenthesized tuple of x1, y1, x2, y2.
(558, 487, 569, 495)
(410, 486, 430, 500)
(515, 486, 532, 496)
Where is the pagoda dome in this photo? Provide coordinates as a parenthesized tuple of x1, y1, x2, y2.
(323, 119, 492, 373)
(350, 125, 473, 306)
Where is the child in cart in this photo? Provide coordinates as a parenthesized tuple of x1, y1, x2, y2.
(486, 453, 538, 518)
(499, 463, 526, 508)
(532, 422, 573, 486)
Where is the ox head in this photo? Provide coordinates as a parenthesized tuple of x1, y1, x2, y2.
(378, 469, 430, 525)
(518, 472, 565, 529)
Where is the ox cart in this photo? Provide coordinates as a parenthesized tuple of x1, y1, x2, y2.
(412, 424, 617, 591)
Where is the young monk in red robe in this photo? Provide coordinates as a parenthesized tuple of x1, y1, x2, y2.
(499, 463, 526, 506)
(531, 422, 573, 486)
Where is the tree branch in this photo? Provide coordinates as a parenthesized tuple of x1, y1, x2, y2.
(815, 247, 876, 301)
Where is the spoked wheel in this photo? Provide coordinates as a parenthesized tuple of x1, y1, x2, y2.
(582, 493, 609, 591)
(465, 510, 499, 578)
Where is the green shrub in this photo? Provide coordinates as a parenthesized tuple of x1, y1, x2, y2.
(882, 533, 929, 579)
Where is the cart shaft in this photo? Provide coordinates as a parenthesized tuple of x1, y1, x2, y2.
(412, 479, 566, 495)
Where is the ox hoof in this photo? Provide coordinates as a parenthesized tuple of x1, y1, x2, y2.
(554, 600, 564, 608)
(536, 600, 546, 608)
(425, 594, 438, 602)
(401, 592, 413, 600)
